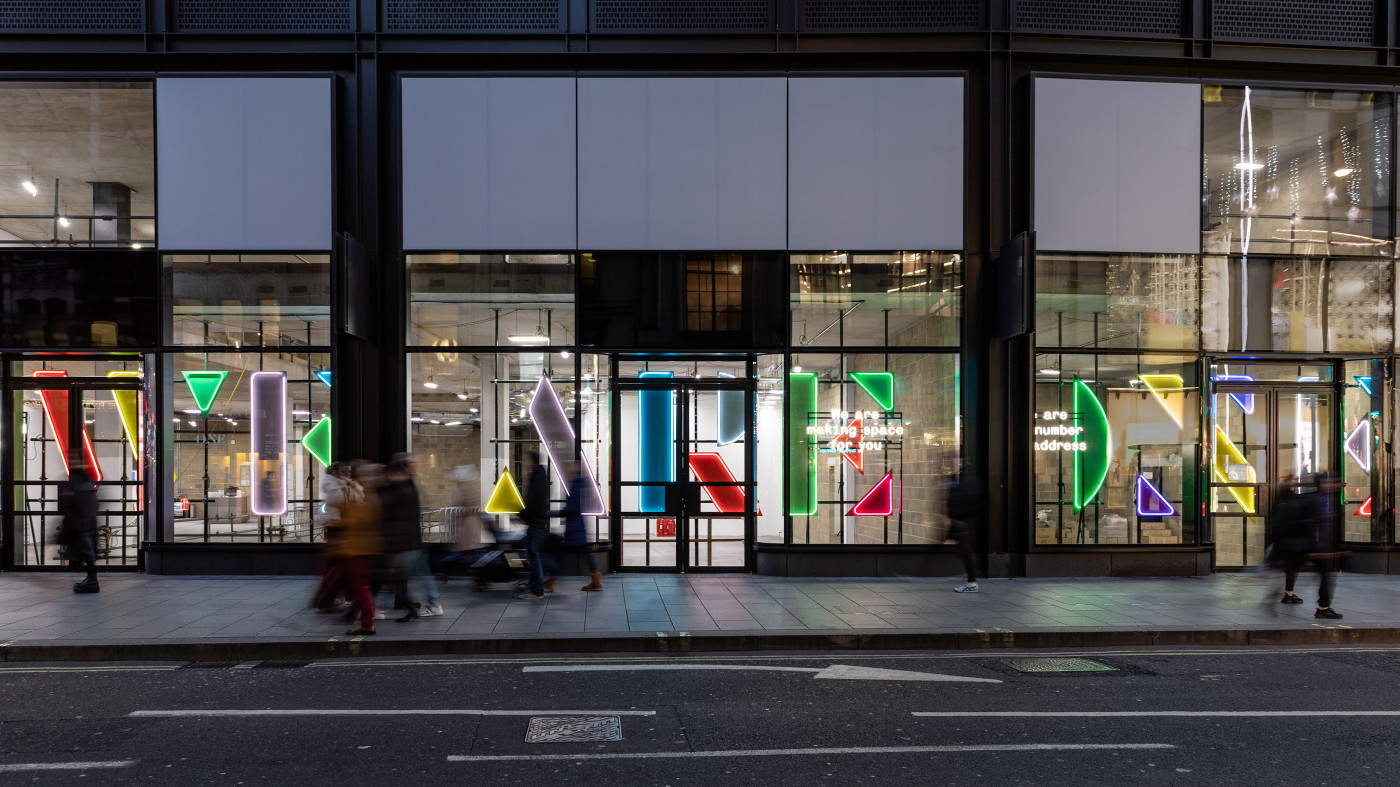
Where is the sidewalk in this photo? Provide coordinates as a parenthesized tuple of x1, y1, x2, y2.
(1, 571, 1399, 662)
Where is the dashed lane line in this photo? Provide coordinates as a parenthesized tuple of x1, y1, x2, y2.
(130, 709, 657, 718)
(913, 711, 1400, 718)
(446, 743, 1176, 762)
(0, 761, 136, 772)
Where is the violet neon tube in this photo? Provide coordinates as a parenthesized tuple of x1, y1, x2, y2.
(250, 371, 288, 516)
(529, 375, 606, 515)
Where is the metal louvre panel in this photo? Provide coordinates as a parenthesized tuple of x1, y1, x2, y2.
(174, 0, 352, 31)
(1213, 0, 1373, 44)
(0, 0, 142, 31)
(800, 0, 982, 32)
(592, 0, 773, 32)
(385, 0, 563, 31)
(1013, 0, 1180, 35)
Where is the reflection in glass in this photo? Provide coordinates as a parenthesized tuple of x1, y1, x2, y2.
(166, 254, 331, 348)
(409, 253, 574, 348)
(791, 251, 961, 348)
(1035, 253, 1199, 350)
(1202, 256, 1326, 352)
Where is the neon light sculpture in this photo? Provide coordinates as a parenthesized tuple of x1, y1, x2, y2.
(182, 370, 227, 415)
(1072, 377, 1109, 511)
(849, 371, 895, 412)
(849, 471, 895, 517)
(830, 415, 864, 473)
(788, 372, 818, 516)
(302, 415, 332, 468)
(314, 370, 332, 388)
(1212, 373, 1255, 414)
(688, 452, 757, 514)
(485, 470, 525, 514)
(1356, 497, 1373, 516)
(716, 371, 745, 445)
(1345, 420, 1371, 473)
(249, 371, 288, 516)
(1355, 376, 1373, 397)
(529, 375, 606, 515)
(1137, 374, 1184, 428)
(1212, 424, 1256, 513)
(107, 371, 143, 462)
(1135, 474, 1176, 517)
(32, 370, 102, 481)
(637, 371, 673, 513)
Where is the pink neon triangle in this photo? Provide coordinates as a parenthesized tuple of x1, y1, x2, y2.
(848, 471, 895, 517)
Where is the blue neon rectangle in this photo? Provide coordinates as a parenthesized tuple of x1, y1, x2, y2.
(638, 372, 673, 513)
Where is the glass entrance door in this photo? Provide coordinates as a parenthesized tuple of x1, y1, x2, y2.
(7, 366, 147, 569)
(614, 360, 755, 571)
(1211, 385, 1332, 568)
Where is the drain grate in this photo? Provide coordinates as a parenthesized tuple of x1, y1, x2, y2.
(525, 716, 622, 743)
(998, 657, 1118, 673)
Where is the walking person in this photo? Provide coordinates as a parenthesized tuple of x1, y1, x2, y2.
(555, 461, 603, 592)
(340, 463, 384, 635)
(1269, 475, 1310, 605)
(518, 451, 559, 600)
(312, 462, 360, 611)
(1301, 472, 1347, 619)
(378, 453, 441, 621)
(57, 464, 100, 594)
(944, 469, 982, 593)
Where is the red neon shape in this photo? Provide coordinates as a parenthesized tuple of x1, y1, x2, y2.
(849, 471, 895, 517)
(830, 416, 864, 474)
(1356, 496, 1373, 516)
(687, 452, 759, 515)
(32, 370, 102, 481)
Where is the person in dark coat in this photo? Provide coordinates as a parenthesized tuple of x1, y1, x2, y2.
(519, 451, 559, 599)
(377, 453, 439, 621)
(944, 471, 982, 593)
(554, 461, 602, 592)
(57, 465, 100, 594)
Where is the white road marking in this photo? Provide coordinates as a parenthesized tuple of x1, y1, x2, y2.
(521, 663, 1001, 683)
(129, 709, 656, 718)
(0, 761, 136, 772)
(447, 743, 1174, 762)
(0, 666, 179, 675)
(913, 711, 1400, 718)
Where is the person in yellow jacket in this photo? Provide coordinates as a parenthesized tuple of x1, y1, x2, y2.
(338, 463, 384, 635)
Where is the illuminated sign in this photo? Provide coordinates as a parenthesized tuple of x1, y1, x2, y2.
(182, 370, 227, 415)
(1138, 374, 1185, 428)
(485, 469, 525, 514)
(849, 372, 895, 412)
(1033, 410, 1086, 452)
(1072, 377, 1109, 511)
(1135, 474, 1176, 517)
(716, 371, 745, 445)
(1356, 497, 1373, 516)
(302, 415, 332, 468)
(1345, 420, 1371, 473)
(849, 471, 896, 517)
(314, 370, 332, 388)
(688, 452, 756, 514)
(107, 371, 143, 462)
(788, 372, 818, 517)
(637, 371, 673, 514)
(250, 371, 287, 516)
(530, 375, 606, 515)
(1212, 424, 1256, 513)
(32, 370, 103, 482)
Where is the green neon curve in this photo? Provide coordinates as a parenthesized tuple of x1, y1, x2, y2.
(1073, 377, 1110, 511)
(302, 415, 331, 468)
(182, 370, 227, 415)
(849, 372, 895, 412)
(788, 373, 818, 516)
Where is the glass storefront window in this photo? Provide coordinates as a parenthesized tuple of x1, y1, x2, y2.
(1343, 360, 1381, 544)
(169, 350, 330, 543)
(0, 81, 154, 248)
(791, 251, 961, 348)
(1035, 253, 1199, 351)
(1328, 259, 1395, 353)
(1202, 256, 1327, 352)
(409, 253, 574, 348)
(789, 351, 959, 545)
(1033, 354, 1199, 547)
(1203, 86, 1393, 258)
(165, 254, 331, 348)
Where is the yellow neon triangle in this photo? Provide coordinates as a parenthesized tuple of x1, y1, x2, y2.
(1212, 425, 1256, 513)
(1138, 374, 1185, 428)
(485, 469, 525, 514)
(107, 371, 142, 461)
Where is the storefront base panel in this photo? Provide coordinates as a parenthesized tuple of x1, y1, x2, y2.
(1339, 550, 1400, 575)
(144, 544, 321, 576)
(1026, 550, 1213, 578)
(756, 548, 976, 578)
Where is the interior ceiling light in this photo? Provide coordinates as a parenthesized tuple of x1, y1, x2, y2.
(1334, 167, 1354, 178)
(21, 178, 36, 196)
(508, 333, 549, 345)
(57, 216, 69, 228)
(1233, 161, 1264, 171)
(131, 243, 142, 250)
(1037, 369, 1061, 376)
(423, 374, 438, 389)
(444, 421, 462, 427)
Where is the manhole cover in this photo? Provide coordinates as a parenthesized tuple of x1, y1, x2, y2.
(525, 716, 622, 743)
(998, 657, 1118, 673)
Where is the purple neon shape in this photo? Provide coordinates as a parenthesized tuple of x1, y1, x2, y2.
(529, 375, 606, 515)
(1135, 474, 1176, 517)
(1212, 374, 1255, 414)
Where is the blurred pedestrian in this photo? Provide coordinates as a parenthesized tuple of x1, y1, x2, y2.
(1268, 475, 1309, 604)
(1300, 472, 1346, 619)
(57, 463, 100, 594)
(943, 469, 982, 593)
(312, 462, 360, 612)
(519, 450, 559, 600)
(379, 453, 440, 621)
(555, 461, 603, 592)
(453, 465, 486, 554)
(340, 462, 384, 635)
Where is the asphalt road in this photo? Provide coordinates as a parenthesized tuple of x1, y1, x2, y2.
(1, 645, 1399, 784)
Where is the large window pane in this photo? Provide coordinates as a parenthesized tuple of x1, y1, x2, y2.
(1203, 86, 1392, 257)
(792, 251, 961, 348)
(409, 253, 574, 348)
(0, 81, 154, 248)
(1035, 253, 1199, 350)
(1, 249, 157, 347)
(1202, 256, 1325, 352)
(166, 254, 331, 348)
(1328, 258, 1394, 353)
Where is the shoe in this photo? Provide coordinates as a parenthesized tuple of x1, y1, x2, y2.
(424, 605, 444, 617)
(72, 579, 100, 594)
(1281, 593, 1304, 604)
(397, 609, 420, 622)
(1315, 608, 1343, 619)
(953, 583, 979, 593)
(345, 625, 376, 635)
(582, 572, 603, 592)
(543, 577, 556, 592)
(518, 592, 545, 600)
(374, 611, 388, 620)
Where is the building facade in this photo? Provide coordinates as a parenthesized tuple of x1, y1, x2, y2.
(0, 0, 1397, 577)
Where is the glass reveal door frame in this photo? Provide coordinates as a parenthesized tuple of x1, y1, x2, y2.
(2, 361, 150, 571)
(1208, 380, 1335, 569)
(611, 357, 757, 573)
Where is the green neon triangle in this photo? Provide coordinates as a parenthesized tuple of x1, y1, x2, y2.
(182, 370, 227, 414)
(849, 372, 895, 412)
(485, 470, 525, 514)
(302, 415, 332, 468)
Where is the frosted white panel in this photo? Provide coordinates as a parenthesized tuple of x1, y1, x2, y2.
(402, 77, 576, 250)
(578, 78, 786, 250)
(788, 77, 963, 250)
(158, 77, 332, 251)
(1034, 78, 1201, 254)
